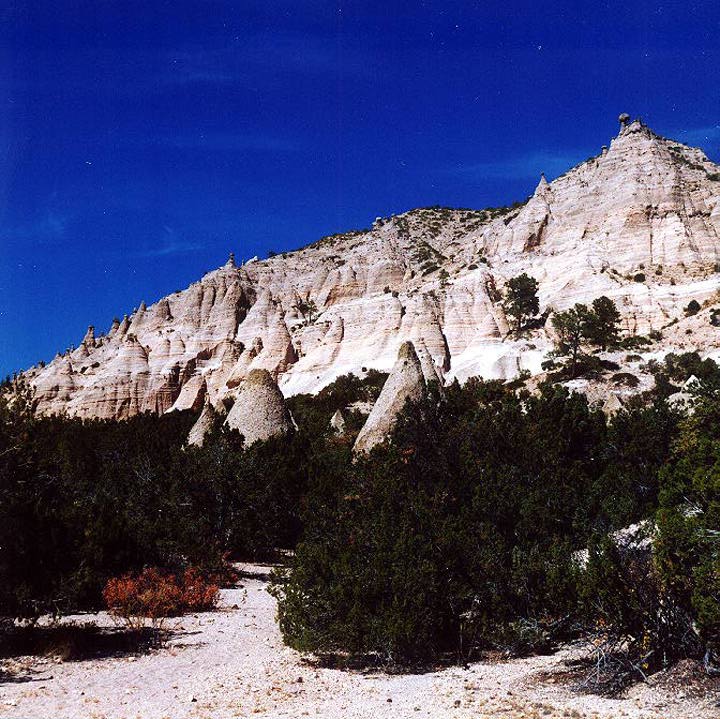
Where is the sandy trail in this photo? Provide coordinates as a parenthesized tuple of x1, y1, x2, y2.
(0, 565, 716, 719)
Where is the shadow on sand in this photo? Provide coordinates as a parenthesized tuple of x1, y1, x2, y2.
(0, 622, 170, 683)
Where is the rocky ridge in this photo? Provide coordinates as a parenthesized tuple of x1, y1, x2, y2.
(22, 116, 720, 420)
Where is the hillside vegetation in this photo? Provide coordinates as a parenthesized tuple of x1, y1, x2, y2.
(1, 359, 719, 691)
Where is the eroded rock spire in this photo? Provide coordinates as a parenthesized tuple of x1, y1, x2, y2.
(224, 368, 292, 446)
(353, 341, 426, 454)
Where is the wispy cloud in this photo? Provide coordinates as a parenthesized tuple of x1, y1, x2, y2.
(133, 226, 204, 258)
(158, 32, 370, 88)
(453, 150, 589, 181)
(0, 211, 69, 244)
(676, 125, 720, 146)
(155, 132, 301, 153)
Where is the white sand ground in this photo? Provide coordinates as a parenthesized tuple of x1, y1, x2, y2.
(1, 565, 717, 719)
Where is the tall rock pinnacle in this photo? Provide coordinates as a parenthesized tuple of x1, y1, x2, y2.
(186, 398, 222, 447)
(82, 325, 96, 348)
(353, 341, 426, 454)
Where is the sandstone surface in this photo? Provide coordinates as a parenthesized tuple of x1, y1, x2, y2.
(186, 400, 221, 447)
(223, 368, 292, 446)
(353, 341, 426, 454)
(329, 409, 346, 435)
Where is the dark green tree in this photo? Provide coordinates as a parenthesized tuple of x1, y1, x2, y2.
(684, 299, 701, 316)
(273, 381, 608, 664)
(294, 297, 318, 325)
(585, 296, 622, 350)
(655, 389, 720, 658)
(502, 273, 539, 337)
(551, 304, 591, 378)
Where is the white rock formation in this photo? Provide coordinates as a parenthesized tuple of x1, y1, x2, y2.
(329, 409, 346, 435)
(602, 393, 624, 415)
(187, 400, 220, 447)
(20, 117, 720, 418)
(224, 369, 292, 446)
(668, 390, 693, 412)
(353, 341, 426, 454)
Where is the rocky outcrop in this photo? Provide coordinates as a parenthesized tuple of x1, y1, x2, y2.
(415, 340, 445, 388)
(353, 341, 426, 454)
(82, 326, 96, 348)
(173, 375, 208, 413)
(602, 393, 624, 415)
(21, 117, 720, 418)
(329, 409, 346, 435)
(186, 400, 221, 447)
(224, 369, 293, 446)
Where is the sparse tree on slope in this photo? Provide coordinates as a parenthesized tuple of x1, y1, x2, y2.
(585, 296, 622, 350)
(551, 304, 591, 378)
(503, 273, 540, 337)
(294, 298, 318, 325)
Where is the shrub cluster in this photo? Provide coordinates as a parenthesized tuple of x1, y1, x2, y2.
(272, 381, 685, 667)
(3, 361, 720, 687)
(103, 567, 219, 626)
(0, 371, 370, 618)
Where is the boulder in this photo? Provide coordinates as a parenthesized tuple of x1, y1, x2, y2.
(330, 408, 346, 435)
(602, 393, 624, 415)
(224, 368, 293, 446)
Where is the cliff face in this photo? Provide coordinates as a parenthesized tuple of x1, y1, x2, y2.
(23, 118, 720, 419)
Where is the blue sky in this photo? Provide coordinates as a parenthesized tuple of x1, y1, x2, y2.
(1, 0, 720, 377)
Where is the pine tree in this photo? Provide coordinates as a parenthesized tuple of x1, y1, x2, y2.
(502, 274, 539, 337)
(585, 296, 621, 350)
(551, 304, 591, 378)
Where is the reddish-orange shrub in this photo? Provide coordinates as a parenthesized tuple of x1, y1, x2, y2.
(103, 567, 219, 625)
(180, 567, 222, 611)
